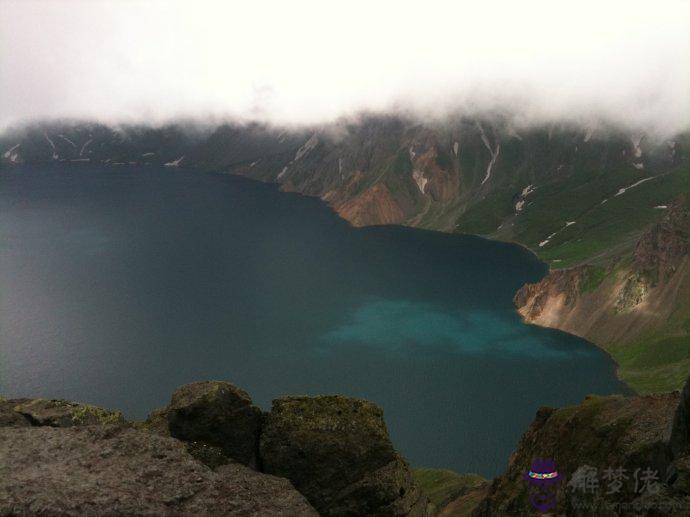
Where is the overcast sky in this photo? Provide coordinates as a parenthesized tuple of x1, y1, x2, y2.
(1, 0, 689, 134)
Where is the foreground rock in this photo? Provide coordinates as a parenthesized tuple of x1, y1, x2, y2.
(7, 377, 690, 515)
(145, 381, 263, 468)
(260, 395, 430, 516)
(0, 425, 316, 516)
(0, 385, 429, 515)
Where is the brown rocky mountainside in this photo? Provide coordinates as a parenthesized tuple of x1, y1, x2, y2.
(515, 195, 690, 392)
(516, 196, 690, 341)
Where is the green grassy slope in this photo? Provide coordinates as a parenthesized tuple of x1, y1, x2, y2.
(413, 468, 487, 513)
(476, 161, 690, 394)
(458, 162, 690, 269)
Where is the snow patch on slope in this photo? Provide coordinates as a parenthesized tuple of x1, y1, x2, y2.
(412, 169, 427, 194)
(476, 123, 500, 186)
(614, 177, 654, 197)
(3, 144, 21, 163)
(4, 143, 20, 158)
(538, 222, 576, 248)
(79, 138, 93, 156)
(58, 134, 76, 147)
(294, 134, 318, 161)
(515, 185, 535, 213)
(44, 133, 58, 159)
(631, 136, 643, 158)
(164, 156, 184, 167)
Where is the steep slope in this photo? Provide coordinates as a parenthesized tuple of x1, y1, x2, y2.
(4, 117, 683, 243)
(516, 196, 690, 393)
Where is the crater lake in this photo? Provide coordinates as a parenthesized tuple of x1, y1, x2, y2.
(0, 164, 629, 476)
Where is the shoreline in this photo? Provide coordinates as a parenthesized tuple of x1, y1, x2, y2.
(3, 161, 632, 395)
(225, 168, 631, 394)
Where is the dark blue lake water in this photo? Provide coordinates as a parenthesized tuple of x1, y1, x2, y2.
(0, 165, 628, 476)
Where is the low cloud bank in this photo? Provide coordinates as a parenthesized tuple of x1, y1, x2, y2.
(1, 0, 689, 135)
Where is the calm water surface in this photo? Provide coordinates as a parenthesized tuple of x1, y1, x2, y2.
(0, 165, 628, 476)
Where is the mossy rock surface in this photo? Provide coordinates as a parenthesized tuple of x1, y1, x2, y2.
(260, 395, 430, 516)
(11, 398, 125, 427)
(413, 468, 487, 509)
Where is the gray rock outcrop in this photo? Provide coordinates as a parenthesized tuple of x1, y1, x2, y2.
(0, 425, 316, 516)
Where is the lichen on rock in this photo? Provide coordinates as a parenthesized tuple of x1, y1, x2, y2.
(11, 398, 125, 427)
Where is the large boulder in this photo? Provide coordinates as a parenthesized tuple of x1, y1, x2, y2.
(260, 395, 430, 516)
(0, 425, 316, 516)
(146, 381, 263, 468)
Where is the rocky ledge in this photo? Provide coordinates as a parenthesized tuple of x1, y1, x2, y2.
(0, 382, 430, 516)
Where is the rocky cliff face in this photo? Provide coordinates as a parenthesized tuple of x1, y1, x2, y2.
(515, 197, 690, 392)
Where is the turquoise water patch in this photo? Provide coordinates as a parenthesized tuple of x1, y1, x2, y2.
(322, 299, 586, 358)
